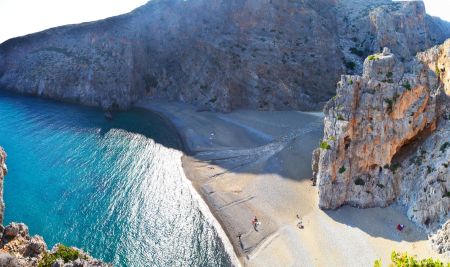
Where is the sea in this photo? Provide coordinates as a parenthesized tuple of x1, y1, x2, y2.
(0, 90, 233, 267)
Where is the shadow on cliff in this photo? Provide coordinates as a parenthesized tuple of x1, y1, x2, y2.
(324, 205, 428, 242)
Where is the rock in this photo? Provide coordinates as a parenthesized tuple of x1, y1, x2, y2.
(316, 47, 438, 210)
(0, 253, 20, 267)
(0, 148, 6, 225)
(24, 235, 47, 257)
(311, 148, 320, 186)
(4, 223, 29, 239)
(0, 0, 448, 112)
(51, 259, 65, 267)
(431, 220, 450, 256)
(316, 40, 450, 251)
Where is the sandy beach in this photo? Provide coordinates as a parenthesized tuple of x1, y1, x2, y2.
(137, 99, 447, 267)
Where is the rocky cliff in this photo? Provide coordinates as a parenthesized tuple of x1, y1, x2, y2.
(314, 40, 450, 254)
(0, 0, 449, 112)
(0, 148, 109, 267)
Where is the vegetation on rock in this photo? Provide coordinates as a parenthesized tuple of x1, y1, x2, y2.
(374, 251, 450, 267)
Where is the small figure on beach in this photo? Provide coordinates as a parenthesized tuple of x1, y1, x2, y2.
(396, 224, 405, 231)
(237, 233, 243, 249)
(252, 216, 261, 231)
(296, 214, 304, 229)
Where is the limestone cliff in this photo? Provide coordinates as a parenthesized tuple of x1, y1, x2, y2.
(0, 0, 449, 112)
(0, 148, 109, 267)
(0, 148, 6, 225)
(314, 40, 450, 253)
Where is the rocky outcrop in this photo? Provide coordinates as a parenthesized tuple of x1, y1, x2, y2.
(0, 0, 449, 112)
(431, 220, 450, 256)
(316, 46, 439, 210)
(0, 148, 6, 225)
(315, 40, 450, 252)
(0, 149, 110, 266)
(337, 0, 450, 75)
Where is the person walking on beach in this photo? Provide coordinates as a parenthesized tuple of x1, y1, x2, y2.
(252, 216, 260, 231)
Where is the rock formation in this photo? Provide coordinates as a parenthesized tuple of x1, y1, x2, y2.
(0, 0, 449, 112)
(0, 148, 109, 267)
(314, 40, 450, 254)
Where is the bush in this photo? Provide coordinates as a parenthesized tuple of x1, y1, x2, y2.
(374, 251, 450, 267)
(38, 244, 84, 267)
(354, 177, 365, 186)
(368, 55, 379, 61)
(403, 81, 412, 90)
(440, 142, 450, 153)
(320, 141, 331, 150)
(389, 163, 401, 173)
(345, 61, 356, 70)
(339, 166, 346, 174)
(350, 47, 364, 57)
(337, 114, 345, 120)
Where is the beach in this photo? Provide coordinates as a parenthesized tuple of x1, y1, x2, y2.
(137, 99, 446, 267)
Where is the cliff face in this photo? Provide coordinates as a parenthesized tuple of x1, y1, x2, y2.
(314, 40, 450, 252)
(0, 0, 449, 112)
(0, 148, 109, 267)
(0, 148, 6, 225)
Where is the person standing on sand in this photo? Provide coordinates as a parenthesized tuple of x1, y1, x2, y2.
(252, 216, 260, 231)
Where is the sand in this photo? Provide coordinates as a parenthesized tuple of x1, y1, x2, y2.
(137, 99, 447, 267)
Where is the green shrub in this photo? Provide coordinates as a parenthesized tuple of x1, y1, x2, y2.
(368, 55, 379, 61)
(386, 72, 393, 78)
(389, 163, 401, 173)
(384, 98, 394, 113)
(354, 177, 365, 186)
(436, 65, 441, 76)
(349, 79, 353, 85)
(376, 183, 385, 189)
(339, 166, 346, 174)
(440, 142, 450, 153)
(337, 114, 345, 120)
(350, 47, 364, 57)
(345, 61, 356, 70)
(403, 81, 412, 90)
(38, 244, 84, 267)
(374, 251, 450, 267)
(320, 141, 331, 150)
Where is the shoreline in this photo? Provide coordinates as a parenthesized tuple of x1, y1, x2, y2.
(137, 99, 448, 266)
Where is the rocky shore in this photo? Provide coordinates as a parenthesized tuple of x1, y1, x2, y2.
(0, 148, 109, 267)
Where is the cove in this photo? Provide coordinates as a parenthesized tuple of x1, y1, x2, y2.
(0, 90, 232, 267)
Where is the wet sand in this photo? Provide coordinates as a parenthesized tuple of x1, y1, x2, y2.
(137, 99, 446, 266)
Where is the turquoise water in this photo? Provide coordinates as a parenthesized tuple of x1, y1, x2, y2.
(0, 91, 232, 266)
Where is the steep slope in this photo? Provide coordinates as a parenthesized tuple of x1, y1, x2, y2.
(0, 0, 449, 112)
(313, 40, 450, 253)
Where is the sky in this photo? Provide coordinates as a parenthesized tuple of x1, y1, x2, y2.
(0, 0, 449, 43)
(422, 0, 450, 21)
(0, 0, 149, 43)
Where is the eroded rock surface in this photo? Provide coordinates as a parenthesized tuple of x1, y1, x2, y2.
(0, 149, 110, 267)
(0, 0, 449, 112)
(315, 40, 450, 253)
(317, 46, 438, 210)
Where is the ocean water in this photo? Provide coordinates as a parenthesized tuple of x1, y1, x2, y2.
(0, 91, 232, 267)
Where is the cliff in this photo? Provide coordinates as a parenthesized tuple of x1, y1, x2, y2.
(0, 0, 449, 112)
(314, 40, 450, 254)
(0, 148, 109, 267)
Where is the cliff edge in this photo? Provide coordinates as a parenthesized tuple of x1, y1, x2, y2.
(314, 40, 450, 255)
(0, 0, 449, 112)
